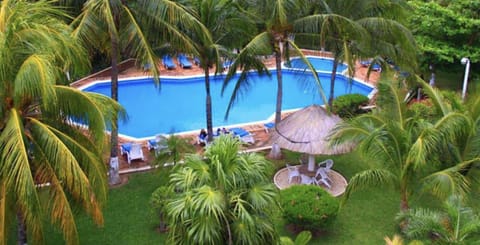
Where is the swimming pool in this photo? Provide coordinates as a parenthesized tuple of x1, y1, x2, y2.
(82, 58, 374, 139)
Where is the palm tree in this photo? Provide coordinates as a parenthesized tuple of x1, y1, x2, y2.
(158, 0, 256, 142)
(223, 0, 327, 124)
(166, 135, 279, 244)
(153, 134, 195, 166)
(72, 0, 199, 183)
(396, 194, 480, 244)
(294, 0, 417, 107)
(0, 0, 122, 244)
(330, 79, 474, 211)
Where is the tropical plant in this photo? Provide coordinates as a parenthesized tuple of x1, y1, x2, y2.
(165, 135, 279, 244)
(396, 194, 480, 244)
(0, 0, 122, 243)
(408, 0, 480, 66)
(294, 0, 418, 107)
(330, 79, 475, 211)
(222, 0, 327, 124)
(157, 0, 256, 142)
(384, 235, 424, 245)
(332, 93, 369, 118)
(72, 0, 198, 183)
(280, 230, 312, 245)
(153, 134, 195, 166)
(150, 186, 173, 232)
(280, 185, 339, 231)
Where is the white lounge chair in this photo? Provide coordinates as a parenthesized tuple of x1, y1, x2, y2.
(314, 168, 331, 189)
(121, 143, 144, 165)
(286, 164, 300, 183)
(230, 127, 255, 144)
(263, 122, 275, 133)
(147, 135, 169, 156)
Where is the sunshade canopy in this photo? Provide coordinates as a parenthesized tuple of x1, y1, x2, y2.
(268, 105, 353, 155)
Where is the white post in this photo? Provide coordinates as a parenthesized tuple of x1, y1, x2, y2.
(308, 154, 315, 172)
(461, 57, 470, 101)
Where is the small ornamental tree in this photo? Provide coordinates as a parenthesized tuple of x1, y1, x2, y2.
(150, 186, 173, 232)
(280, 185, 339, 231)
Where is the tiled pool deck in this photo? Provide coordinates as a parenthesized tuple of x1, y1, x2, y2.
(72, 50, 379, 171)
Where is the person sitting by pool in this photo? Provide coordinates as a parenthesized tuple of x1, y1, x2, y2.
(222, 127, 230, 134)
(198, 129, 207, 145)
(216, 128, 222, 136)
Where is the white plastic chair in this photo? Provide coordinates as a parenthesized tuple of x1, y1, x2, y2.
(314, 168, 331, 189)
(318, 159, 334, 172)
(126, 143, 144, 165)
(286, 164, 300, 183)
(300, 174, 315, 185)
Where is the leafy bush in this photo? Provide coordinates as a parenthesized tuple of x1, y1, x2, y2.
(280, 185, 339, 231)
(150, 186, 173, 232)
(407, 101, 437, 121)
(332, 93, 370, 118)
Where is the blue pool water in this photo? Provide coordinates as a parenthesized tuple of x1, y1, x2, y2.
(289, 57, 348, 72)
(83, 60, 373, 138)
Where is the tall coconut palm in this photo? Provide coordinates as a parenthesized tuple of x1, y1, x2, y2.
(160, 0, 256, 142)
(166, 135, 279, 244)
(294, 0, 417, 107)
(396, 194, 480, 243)
(0, 0, 123, 244)
(223, 0, 328, 124)
(72, 0, 199, 183)
(330, 79, 474, 211)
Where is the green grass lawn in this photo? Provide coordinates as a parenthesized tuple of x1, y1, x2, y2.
(45, 151, 479, 244)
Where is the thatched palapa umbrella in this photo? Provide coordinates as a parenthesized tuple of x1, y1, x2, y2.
(268, 104, 353, 171)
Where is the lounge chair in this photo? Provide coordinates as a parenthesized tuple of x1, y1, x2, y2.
(162, 55, 177, 69)
(286, 164, 300, 183)
(193, 57, 201, 66)
(147, 135, 169, 156)
(223, 60, 233, 70)
(120, 142, 145, 165)
(360, 60, 381, 72)
(230, 127, 255, 144)
(263, 122, 275, 133)
(177, 54, 192, 69)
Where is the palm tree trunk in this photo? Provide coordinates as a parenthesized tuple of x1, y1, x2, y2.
(274, 48, 283, 124)
(109, 26, 121, 185)
(400, 186, 409, 211)
(17, 212, 27, 245)
(204, 67, 214, 142)
(328, 57, 339, 108)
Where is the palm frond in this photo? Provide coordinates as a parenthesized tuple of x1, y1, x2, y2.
(342, 169, 396, 204)
(0, 109, 43, 242)
(421, 167, 470, 200)
(51, 86, 124, 147)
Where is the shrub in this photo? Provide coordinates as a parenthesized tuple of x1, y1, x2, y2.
(150, 186, 173, 232)
(332, 93, 369, 118)
(280, 185, 339, 231)
(408, 101, 437, 121)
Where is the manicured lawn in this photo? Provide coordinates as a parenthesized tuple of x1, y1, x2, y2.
(46, 170, 170, 245)
(46, 151, 480, 244)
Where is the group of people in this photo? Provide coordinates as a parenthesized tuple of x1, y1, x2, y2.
(198, 128, 230, 146)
